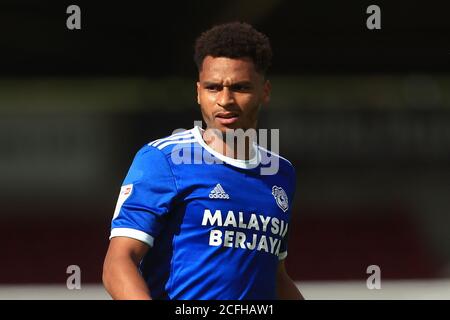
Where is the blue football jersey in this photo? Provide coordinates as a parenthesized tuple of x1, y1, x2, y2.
(110, 126, 296, 300)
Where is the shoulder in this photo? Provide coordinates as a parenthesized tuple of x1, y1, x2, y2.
(125, 129, 195, 177)
(146, 128, 197, 157)
(130, 128, 196, 161)
(257, 145, 296, 174)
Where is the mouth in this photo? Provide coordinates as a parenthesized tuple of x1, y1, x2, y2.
(215, 112, 240, 125)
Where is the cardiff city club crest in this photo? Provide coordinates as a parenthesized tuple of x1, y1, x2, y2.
(272, 185, 289, 212)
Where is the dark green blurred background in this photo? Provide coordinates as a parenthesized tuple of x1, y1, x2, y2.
(1, 0, 450, 284)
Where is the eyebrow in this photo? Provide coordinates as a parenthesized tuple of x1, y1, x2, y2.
(202, 81, 253, 87)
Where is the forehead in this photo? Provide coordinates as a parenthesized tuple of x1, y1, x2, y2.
(199, 56, 260, 82)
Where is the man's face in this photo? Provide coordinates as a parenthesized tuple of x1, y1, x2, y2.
(197, 56, 271, 133)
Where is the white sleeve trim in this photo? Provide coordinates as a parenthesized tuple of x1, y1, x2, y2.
(278, 251, 288, 260)
(109, 228, 154, 247)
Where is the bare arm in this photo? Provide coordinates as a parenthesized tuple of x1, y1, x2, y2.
(102, 237, 151, 300)
(276, 260, 304, 300)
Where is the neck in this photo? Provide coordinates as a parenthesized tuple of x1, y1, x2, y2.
(202, 127, 257, 161)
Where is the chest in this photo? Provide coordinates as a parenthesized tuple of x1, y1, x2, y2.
(175, 163, 291, 231)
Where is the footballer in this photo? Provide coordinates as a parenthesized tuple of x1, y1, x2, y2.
(102, 22, 303, 300)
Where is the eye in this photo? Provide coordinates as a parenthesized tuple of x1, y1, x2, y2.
(205, 85, 221, 92)
(231, 85, 251, 92)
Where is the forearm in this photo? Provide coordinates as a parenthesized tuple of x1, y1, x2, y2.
(103, 256, 151, 300)
(276, 274, 304, 300)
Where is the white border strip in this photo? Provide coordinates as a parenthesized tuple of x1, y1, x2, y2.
(4, 280, 450, 299)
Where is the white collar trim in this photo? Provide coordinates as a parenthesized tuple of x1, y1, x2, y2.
(192, 126, 261, 169)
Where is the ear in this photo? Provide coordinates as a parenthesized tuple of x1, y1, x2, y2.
(196, 81, 201, 105)
(262, 79, 271, 105)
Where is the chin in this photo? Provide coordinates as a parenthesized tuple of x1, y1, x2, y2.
(220, 124, 244, 133)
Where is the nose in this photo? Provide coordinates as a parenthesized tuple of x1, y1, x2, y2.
(217, 86, 235, 107)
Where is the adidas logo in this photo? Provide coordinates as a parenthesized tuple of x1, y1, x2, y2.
(209, 183, 230, 199)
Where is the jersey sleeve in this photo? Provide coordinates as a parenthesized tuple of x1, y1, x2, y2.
(278, 164, 297, 260)
(109, 145, 178, 247)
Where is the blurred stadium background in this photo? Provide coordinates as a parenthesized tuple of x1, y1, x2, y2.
(1, 1, 449, 299)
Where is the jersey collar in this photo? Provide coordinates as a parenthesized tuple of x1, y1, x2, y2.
(192, 126, 261, 169)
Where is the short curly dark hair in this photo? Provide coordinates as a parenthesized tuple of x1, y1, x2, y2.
(194, 22, 272, 75)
